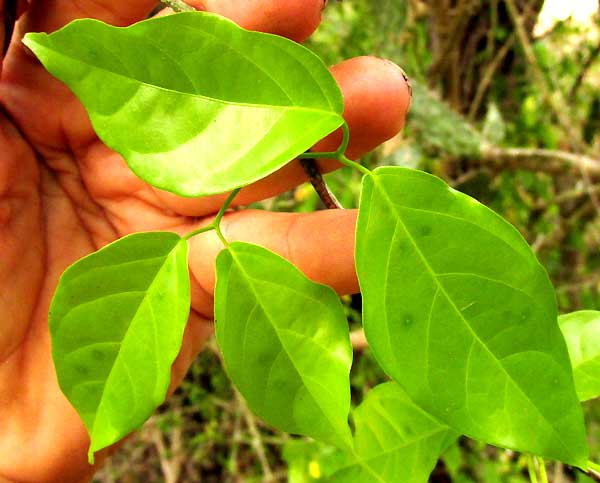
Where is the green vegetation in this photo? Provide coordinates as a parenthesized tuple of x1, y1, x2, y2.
(25, 0, 600, 481)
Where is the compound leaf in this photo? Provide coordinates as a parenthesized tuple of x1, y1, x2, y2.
(330, 382, 456, 483)
(24, 12, 344, 197)
(559, 311, 600, 402)
(49, 232, 190, 463)
(356, 167, 587, 466)
(215, 242, 353, 449)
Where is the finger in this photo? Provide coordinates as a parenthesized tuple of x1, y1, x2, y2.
(168, 312, 214, 395)
(155, 56, 411, 216)
(21, 0, 160, 34)
(21, 0, 324, 41)
(187, 208, 359, 319)
(191, 0, 325, 42)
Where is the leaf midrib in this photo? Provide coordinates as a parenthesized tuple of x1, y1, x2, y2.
(228, 248, 350, 447)
(141, 13, 340, 112)
(371, 173, 575, 460)
(89, 242, 183, 445)
(27, 36, 342, 117)
(334, 420, 447, 481)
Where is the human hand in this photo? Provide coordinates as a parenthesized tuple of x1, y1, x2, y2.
(0, 1, 410, 481)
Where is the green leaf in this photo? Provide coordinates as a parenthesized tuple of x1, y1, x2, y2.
(215, 242, 353, 449)
(23, 12, 344, 197)
(356, 167, 587, 466)
(559, 311, 600, 402)
(49, 232, 190, 463)
(330, 382, 456, 483)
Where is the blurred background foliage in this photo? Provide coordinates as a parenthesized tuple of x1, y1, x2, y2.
(95, 0, 600, 481)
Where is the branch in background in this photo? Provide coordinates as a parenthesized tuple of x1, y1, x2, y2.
(234, 389, 275, 482)
(468, 33, 515, 121)
(480, 145, 600, 177)
(427, 0, 470, 80)
(535, 184, 600, 209)
(504, 0, 591, 155)
(149, 414, 185, 483)
(568, 41, 600, 102)
(503, 0, 600, 229)
(350, 329, 368, 351)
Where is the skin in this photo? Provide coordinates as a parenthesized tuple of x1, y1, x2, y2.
(0, 0, 411, 482)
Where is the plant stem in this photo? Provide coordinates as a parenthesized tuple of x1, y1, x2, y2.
(338, 154, 371, 176)
(298, 122, 351, 209)
(183, 188, 241, 244)
(160, 0, 195, 12)
(336, 122, 351, 157)
(183, 224, 216, 241)
(536, 457, 548, 483)
(300, 159, 342, 209)
(213, 188, 241, 247)
(527, 455, 539, 483)
(298, 122, 351, 160)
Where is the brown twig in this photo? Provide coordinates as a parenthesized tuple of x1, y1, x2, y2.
(468, 33, 515, 121)
(160, 0, 195, 12)
(504, 0, 581, 146)
(149, 414, 185, 483)
(149, 3, 168, 17)
(300, 159, 342, 209)
(504, 0, 600, 231)
(568, 41, 600, 102)
(481, 145, 600, 177)
(427, 0, 470, 80)
(350, 329, 368, 351)
(583, 467, 600, 482)
(235, 390, 275, 481)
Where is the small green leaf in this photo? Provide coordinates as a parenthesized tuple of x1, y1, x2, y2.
(49, 232, 190, 463)
(559, 311, 600, 402)
(215, 242, 353, 449)
(356, 167, 587, 466)
(23, 12, 344, 197)
(330, 382, 456, 483)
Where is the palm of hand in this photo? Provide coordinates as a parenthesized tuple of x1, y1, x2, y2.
(0, 1, 409, 482)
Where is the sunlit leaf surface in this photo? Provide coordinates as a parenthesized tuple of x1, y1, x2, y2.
(330, 382, 456, 483)
(560, 311, 600, 402)
(49, 233, 190, 462)
(24, 12, 344, 196)
(215, 242, 353, 449)
(356, 167, 587, 466)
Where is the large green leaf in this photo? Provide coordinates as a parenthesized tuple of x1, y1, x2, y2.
(356, 167, 587, 466)
(23, 12, 344, 197)
(49, 232, 190, 463)
(330, 382, 456, 483)
(559, 311, 600, 402)
(215, 242, 353, 449)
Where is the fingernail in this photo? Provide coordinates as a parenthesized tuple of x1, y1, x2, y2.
(398, 66, 412, 112)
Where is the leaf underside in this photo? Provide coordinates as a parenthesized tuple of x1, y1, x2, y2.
(23, 12, 344, 197)
(559, 311, 600, 402)
(356, 167, 588, 466)
(330, 382, 456, 483)
(215, 242, 353, 450)
(49, 232, 190, 462)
